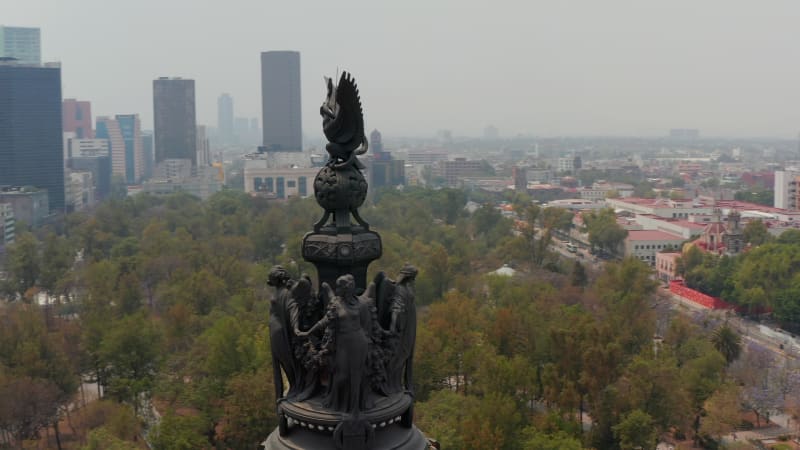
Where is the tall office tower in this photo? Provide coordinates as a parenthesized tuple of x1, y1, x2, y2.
(217, 93, 234, 143)
(0, 61, 65, 212)
(0, 26, 41, 65)
(196, 125, 210, 167)
(116, 114, 143, 184)
(142, 131, 154, 179)
(153, 77, 197, 165)
(774, 169, 800, 210)
(62, 99, 93, 138)
(96, 117, 127, 182)
(260, 51, 301, 151)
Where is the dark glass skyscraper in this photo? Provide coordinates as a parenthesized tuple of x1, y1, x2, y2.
(0, 62, 65, 212)
(153, 77, 196, 165)
(260, 51, 301, 151)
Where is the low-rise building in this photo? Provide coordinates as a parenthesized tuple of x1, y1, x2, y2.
(66, 171, 94, 211)
(0, 186, 49, 228)
(432, 158, 486, 187)
(244, 165, 317, 199)
(624, 230, 685, 266)
(656, 251, 681, 283)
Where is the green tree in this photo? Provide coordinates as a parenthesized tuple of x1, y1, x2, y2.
(415, 390, 471, 450)
(711, 323, 742, 366)
(5, 231, 40, 297)
(613, 409, 657, 450)
(700, 383, 742, 443)
(99, 313, 163, 411)
(218, 369, 277, 449)
(743, 219, 771, 246)
(584, 208, 628, 256)
(571, 260, 588, 287)
(149, 411, 209, 450)
(520, 429, 582, 450)
(39, 232, 74, 295)
(82, 427, 140, 450)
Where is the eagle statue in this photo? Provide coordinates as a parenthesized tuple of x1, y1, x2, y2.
(320, 72, 368, 169)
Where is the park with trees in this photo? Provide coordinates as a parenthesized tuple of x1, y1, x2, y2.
(0, 187, 794, 449)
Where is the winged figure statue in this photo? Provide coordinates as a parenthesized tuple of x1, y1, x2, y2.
(320, 72, 368, 169)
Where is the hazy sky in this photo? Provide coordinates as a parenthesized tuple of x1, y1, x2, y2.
(6, 0, 800, 138)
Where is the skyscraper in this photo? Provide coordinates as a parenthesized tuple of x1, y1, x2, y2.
(0, 61, 64, 212)
(96, 116, 126, 182)
(217, 93, 234, 143)
(0, 26, 41, 65)
(117, 114, 143, 184)
(142, 131, 154, 179)
(260, 51, 301, 151)
(196, 125, 210, 167)
(62, 99, 93, 138)
(153, 77, 197, 165)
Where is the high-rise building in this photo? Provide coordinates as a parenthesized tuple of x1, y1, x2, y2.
(142, 131, 154, 179)
(62, 99, 93, 138)
(153, 77, 197, 165)
(197, 125, 210, 167)
(217, 93, 234, 143)
(0, 26, 41, 65)
(366, 129, 405, 189)
(0, 62, 64, 212)
(96, 116, 127, 182)
(117, 114, 143, 184)
(0, 202, 15, 250)
(774, 169, 800, 210)
(68, 153, 111, 200)
(260, 51, 301, 151)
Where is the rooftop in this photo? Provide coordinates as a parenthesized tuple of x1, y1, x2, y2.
(627, 230, 684, 241)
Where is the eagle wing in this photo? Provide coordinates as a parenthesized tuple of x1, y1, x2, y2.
(332, 71, 365, 145)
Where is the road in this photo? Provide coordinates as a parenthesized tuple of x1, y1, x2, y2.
(659, 285, 798, 360)
(550, 235, 796, 360)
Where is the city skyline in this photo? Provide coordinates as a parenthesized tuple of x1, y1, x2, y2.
(5, 1, 800, 138)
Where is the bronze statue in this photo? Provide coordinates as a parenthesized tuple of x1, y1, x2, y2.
(263, 71, 429, 449)
(298, 274, 373, 413)
(383, 265, 418, 395)
(321, 72, 368, 170)
(267, 266, 297, 401)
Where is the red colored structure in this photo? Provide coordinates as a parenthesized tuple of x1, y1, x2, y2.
(62, 99, 93, 138)
(669, 280, 734, 310)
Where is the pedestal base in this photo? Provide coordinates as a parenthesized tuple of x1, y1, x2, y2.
(262, 424, 430, 450)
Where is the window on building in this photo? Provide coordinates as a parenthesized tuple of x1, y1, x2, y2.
(277, 177, 285, 199)
(298, 177, 307, 196)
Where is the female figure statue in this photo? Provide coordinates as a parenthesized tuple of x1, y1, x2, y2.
(386, 264, 418, 394)
(299, 274, 374, 414)
(267, 266, 297, 400)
